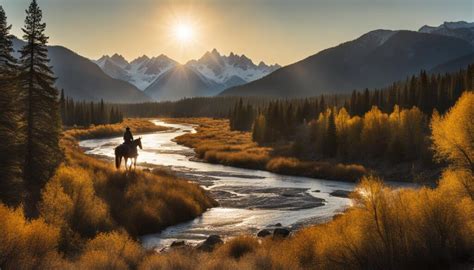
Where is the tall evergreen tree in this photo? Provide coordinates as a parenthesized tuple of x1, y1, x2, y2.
(323, 108, 337, 157)
(0, 5, 23, 206)
(18, 0, 61, 216)
(59, 89, 66, 123)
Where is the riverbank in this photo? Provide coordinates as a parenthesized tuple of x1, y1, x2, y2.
(65, 118, 171, 140)
(170, 118, 367, 182)
(170, 118, 440, 183)
(0, 119, 218, 269)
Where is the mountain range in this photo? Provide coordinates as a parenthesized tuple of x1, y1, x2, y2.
(94, 49, 280, 101)
(10, 21, 474, 102)
(220, 21, 474, 98)
(12, 38, 150, 103)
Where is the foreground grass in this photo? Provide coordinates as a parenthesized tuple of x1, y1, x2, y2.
(171, 118, 366, 181)
(138, 172, 473, 270)
(66, 118, 169, 140)
(2, 172, 472, 269)
(0, 119, 217, 269)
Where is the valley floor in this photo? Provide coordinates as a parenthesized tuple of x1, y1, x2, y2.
(169, 117, 436, 183)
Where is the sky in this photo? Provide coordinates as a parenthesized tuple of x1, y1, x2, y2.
(1, 0, 473, 65)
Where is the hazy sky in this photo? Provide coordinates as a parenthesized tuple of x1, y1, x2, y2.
(2, 0, 472, 65)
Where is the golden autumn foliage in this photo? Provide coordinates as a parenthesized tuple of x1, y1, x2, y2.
(0, 204, 68, 269)
(0, 118, 217, 269)
(66, 118, 169, 140)
(77, 231, 143, 270)
(431, 91, 474, 173)
(1, 97, 473, 270)
(173, 118, 367, 181)
(135, 173, 473, 270)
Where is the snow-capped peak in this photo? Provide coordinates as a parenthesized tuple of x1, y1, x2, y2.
(95, 53, 177, 90)
(130, 55, 150, 66)
(186, 49, 280, 85)
(419, 21, 474, 33)
(418, 21, 474, 45)
(94, 50, 280, 92)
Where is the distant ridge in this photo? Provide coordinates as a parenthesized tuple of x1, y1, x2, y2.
(95, 49, 280, 101)
(220, 27, 474, 98)
(12, 37, 151, 103)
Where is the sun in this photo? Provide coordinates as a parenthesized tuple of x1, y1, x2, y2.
(173, 23, 194, 44)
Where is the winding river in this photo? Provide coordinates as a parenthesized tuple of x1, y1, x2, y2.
(79, 120, 393, 250)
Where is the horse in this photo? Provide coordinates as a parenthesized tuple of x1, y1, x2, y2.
(115, 138, 142, 170)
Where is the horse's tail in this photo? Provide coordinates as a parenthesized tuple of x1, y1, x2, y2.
(115, 150, 121, 169)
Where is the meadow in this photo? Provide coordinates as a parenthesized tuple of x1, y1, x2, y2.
(66, 118, 170, 140)
(0, 93, 472, 269)
(0, 119, 217, 269)
(171, 118, 367, 182)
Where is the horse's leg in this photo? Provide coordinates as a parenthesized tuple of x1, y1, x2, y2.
(134, 157, 137, 170)
(124, 157, 128, 171)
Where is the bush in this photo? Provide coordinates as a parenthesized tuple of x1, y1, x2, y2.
(40, 165, 113, 238)
(0, 204, 67, 270)
(216, 236, 259, 259)
(77, 231, 143, 270)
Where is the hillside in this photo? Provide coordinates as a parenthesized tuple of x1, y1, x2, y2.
(220, 30, 474, 98)
(12, 38, 151, 103)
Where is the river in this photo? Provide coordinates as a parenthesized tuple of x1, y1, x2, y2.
(78, 120, 389, 251)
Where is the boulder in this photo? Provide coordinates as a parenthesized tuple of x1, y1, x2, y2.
(197, 235, 223, 252)
(257, 229, 271, 238)
(266, 223, 282, 228)
(330, 190, 351, 198)
(170, 240, 186, 248)
(273, 228, 291, 238)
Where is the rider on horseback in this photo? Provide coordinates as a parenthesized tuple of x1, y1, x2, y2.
(123, 127, 134, 145)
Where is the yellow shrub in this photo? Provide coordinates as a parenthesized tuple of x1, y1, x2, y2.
(0, 204, 66, 270)
(79, 231, 143, 269)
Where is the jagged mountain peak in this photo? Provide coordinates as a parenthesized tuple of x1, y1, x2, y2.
(110, 53, 129, 67)
(418, 21, 474, 45)
(130, 55, 150, 65)
(419, 21, 474, 32)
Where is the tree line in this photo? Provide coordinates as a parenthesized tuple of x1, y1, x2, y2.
(230, 66, 473, 135)
(0, 1, 61, 216)
(59, 90, 123, 127)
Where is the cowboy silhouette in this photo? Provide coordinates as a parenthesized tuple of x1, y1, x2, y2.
(123, 127, 134, 145)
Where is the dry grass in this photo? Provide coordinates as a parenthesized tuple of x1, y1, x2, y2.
(173, 118, 367, 181)
(0, 119, 217, 269)
(133, 173, 473, 270)
(266, 157, 366, 182)
(56, 122, 217, 239)
(67, 118, 169, 140)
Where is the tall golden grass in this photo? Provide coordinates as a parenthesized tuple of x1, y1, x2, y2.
(67, 118, 169, 140)
(173, 118, 367, 181)
(0, 119, 217, 269)
(128, 173, 473, 270)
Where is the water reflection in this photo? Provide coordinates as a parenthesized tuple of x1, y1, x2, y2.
(80, 120, 358, 250)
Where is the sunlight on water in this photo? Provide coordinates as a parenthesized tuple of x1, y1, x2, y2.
(79, 120, 360, 250)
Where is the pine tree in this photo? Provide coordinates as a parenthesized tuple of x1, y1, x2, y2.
(18, 0, 61, 216)
(59, 89, 66, 124)
(0, 5, 23, 206)
(99, 99, 105, 124)
(323, 108, 337, 157)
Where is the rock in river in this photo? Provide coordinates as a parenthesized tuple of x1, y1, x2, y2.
(330, 190, 351, 198)
(170, 240, 186, 248)
(257, 229, 272, 238)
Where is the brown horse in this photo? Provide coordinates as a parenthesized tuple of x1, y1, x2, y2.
(115, 138, 142, 170)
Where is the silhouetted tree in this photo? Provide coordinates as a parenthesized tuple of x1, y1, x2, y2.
(18, 0, 61, 216)
(0, 5, 23, 206)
